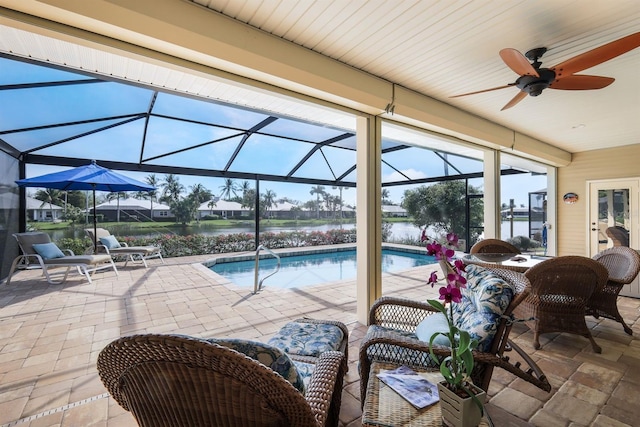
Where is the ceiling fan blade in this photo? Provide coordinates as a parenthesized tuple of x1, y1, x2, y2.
(500, 91, 528, 111)
(550, 75, 615, 90)
(499, 48, 540, 77)
(552, 31, 640, 77)
(450, 84, 515, 98)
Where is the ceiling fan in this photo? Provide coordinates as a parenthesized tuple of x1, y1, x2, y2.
(451, 31, 640, 110)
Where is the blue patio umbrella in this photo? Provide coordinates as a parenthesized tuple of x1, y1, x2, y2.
(16, 160, 156, 251)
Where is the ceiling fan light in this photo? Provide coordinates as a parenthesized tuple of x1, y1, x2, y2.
(526, 82, 548, 96)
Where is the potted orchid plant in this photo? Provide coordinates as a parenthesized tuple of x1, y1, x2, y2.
(422, 230, 485, 427)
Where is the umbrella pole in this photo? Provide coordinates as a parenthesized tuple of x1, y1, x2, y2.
(92, 186, 97, 253)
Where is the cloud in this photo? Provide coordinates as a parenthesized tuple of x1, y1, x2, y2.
(384, 168, 427, 182)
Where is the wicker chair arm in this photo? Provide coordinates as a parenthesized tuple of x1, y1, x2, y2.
(304, 351, 344, 427)
(368, 296, 439, 330)
(358, 325, 443, 404)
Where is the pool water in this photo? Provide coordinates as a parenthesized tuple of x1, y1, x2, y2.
(209, 249, 436, 288)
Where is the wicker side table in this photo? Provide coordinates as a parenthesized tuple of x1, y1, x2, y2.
(362, 361, 492, 427)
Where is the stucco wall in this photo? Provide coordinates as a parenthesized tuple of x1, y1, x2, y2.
(557, 144, 640, 256)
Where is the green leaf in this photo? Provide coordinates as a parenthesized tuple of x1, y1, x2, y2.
(458, 330, 471, 353)
(461, 349, 474, 373)
(427, 299, 446, 312)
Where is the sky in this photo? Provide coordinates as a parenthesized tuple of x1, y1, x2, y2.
(25, 163, 545, 209)
(8, 55, 546, 209)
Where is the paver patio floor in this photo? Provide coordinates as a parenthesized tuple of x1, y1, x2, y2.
(1, 252, 640, 426)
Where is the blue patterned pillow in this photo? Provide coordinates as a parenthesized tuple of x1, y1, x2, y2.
(452, 265, 514, 351)
(207, 338, 306, 394)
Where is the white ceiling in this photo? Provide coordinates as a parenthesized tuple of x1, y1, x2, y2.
(0, 0, 638, 158)
(190, 0, 640, 154)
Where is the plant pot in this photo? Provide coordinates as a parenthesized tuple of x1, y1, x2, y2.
(437, 382, 486, 427)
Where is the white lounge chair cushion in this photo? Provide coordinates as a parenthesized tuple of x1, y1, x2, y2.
(42, 254, 113, 265)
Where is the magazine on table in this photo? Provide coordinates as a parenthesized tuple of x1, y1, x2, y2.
(376, 365, 439, 409)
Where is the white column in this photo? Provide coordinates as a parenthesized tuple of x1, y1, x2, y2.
(356, 115, 382, 325)
(483, 149, 500, 238)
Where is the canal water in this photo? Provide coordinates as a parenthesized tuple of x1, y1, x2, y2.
(49, 221, 530, 241)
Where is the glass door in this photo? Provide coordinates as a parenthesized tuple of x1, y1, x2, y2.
(588, 178, 639, 297)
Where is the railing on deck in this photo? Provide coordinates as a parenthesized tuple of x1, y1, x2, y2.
(253, 245, 281, 294)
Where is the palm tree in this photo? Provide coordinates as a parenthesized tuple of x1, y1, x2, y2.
(333, 186, 348, 218)
(188, 184, 213, 220)
(145, 174, 160, 219)
(262, 189, 277, 219)
(381, 188, 391, 205)
(189, 183, 213, 205)
(106, 191, 127, 222)
(219, 178, 238, 201)
(161, 174, 184, 204)
(34, 188, 65, 221)
(309, 185, 325, 219)
(207, 199, 217, 215)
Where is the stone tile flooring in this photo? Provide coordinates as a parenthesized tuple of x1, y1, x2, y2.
(1, 253, 640, 426)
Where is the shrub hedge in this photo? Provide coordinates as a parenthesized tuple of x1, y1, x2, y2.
(55, 228, 357, 258)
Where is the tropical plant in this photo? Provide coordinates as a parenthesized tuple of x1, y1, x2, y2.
(161, 174, 185, 204)
(402, 180, 482, 241)
(169, 196, 198, 225)
(381, 188, 392, 205)
(207, 199, 217, 215)
(219, 178, 239, 201)
(262, 189, 277, 219)
(189, 183, 213, 205)
(106, 191, 127, 222)
(309, 185, 325, 219)
(240, 188, 257, 214)
(332, 186, 348, 218)
(145, 174, 160, 218)
(34, 188, 65, 216)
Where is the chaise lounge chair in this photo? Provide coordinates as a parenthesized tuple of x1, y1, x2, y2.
(85, 228, 164, 268)
(6, 232, 118, 285)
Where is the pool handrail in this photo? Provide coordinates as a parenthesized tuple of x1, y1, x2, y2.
(253, 245, 281, 294)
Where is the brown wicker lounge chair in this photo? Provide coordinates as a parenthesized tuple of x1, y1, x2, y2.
(6, 232, 118, 285)
(98, 334, 345, 427)
(515, 256, 608, 353)
(359, 267, 551, 404)
(588, 246, 640, 335)
(470, 238, 521, 254)
(85, 227, 163, 268)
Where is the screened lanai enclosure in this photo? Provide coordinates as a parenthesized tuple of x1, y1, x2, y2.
(0, 34, 550, 280)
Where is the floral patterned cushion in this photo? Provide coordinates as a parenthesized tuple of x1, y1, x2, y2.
(291, 360, 316, 389)
(267, 321, 344, 357)
(207, 338, 306, 394)
(452, 265, 514, 351)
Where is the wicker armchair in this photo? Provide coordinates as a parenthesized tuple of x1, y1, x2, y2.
(470, 238, 521, 254)
(588, 247, 640, 335)
(515, 256, 608, 353)
(606, 226, 630, 247)
(98, 334, 345, 427)
(358, 268, 551, 404)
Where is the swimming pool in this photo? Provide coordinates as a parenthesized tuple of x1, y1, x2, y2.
(208, 248, 436, 288)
